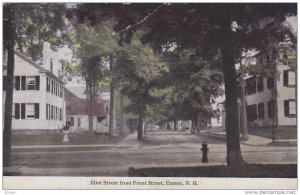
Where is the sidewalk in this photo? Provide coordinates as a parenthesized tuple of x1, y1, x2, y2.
(200, 129, 296, 146)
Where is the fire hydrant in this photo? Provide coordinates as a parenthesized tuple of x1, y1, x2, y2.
(201, 143, 209, 163)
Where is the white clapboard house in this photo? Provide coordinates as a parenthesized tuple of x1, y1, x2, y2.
(3, 42, 66, 134)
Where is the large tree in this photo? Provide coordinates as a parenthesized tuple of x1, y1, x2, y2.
(68, 3, 296, 166)
(114, 34, 168, 140)
(66, 21, 118, 133)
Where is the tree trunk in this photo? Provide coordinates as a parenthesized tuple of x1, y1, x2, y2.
(108, 53, 114, 137)
(3, 4, 15, 167)
(88, 83, 93, 133)
(240, 78, 248, 140)
(173, 120, 177, 130)
(119, 93, 124, 135)
(137, 96, 144, 140)
(221, 19, 245, 167)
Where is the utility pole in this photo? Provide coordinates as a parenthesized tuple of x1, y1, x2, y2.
(108, 53, 114, 137)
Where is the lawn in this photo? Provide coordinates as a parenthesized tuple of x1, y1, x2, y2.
(128, 164, 297, 178)
(12, 132, 122, 146)
(248, 127, 297, 140)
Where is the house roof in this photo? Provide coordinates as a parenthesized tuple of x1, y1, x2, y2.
(15, 51, 64, 84)
(66, 86, 87, 99)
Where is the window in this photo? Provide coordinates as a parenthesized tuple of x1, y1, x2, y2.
(60, 86, 63, 98)
(25, 103, 39, 119)
(59, 108, 62, 121)
(283, 70, 295, 87)
(258, 103, 264, 119)
(55, 106, 58, 120)
(246, 77, 257, 95)
(257, 76, 264, 92)
(51, 81, 54, 94)
(247, 104, 257, 122)
(268, 100, 275, 118)
(284, 100, 296, 118)
(67, 117, 74, 127)
(26, 104, 35, 118)
(50, 59, 53, 74)
(27, 76, 36, 90)
(267, 76, 274, 89)
(78, 117, 81, 127)
(47, 78, 50, 92)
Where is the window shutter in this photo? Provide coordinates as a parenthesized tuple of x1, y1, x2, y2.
(283, 71, 288, 87)
(35, 76, 40, 90)
(46, 104, 48, 120)
(284, 100, 289, 117)
(21, 76, 26, 90)
(21, 103, 26, 119)
(3, 76, 7, 91)
(15, 103, 20, 119)
(15, 76, 20, 90)
(35, 103, 39, 119)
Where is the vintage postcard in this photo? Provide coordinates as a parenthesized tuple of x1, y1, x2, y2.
(2, 2, 297, 191)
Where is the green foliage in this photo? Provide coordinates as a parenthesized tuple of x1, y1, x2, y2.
(4, 3, 67, 60)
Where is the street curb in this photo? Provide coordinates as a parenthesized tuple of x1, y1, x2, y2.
(200, 132, 272, 146)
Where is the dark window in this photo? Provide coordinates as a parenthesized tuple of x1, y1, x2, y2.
(60, 86, 63, 98)
(59, 108, 62, 121)
(46, 78, 50, 92)
(258, 103, 264, 119)
(257, 76, 264, 92)
(21, 103, 26, 119)
(15, 103, 20, 119)
(51, 81, 54, 94)
(68, 117, 74, 127)
(267, 76, 274, 89)
(46, 104, 48, 120)
(56, 83, 58, 96)
(247, 104, 257, 122)
(268, 100, 275, 118)
(284, 100, 296, 118)
(55, 106, 58, 120)
(51, 105, 53, 120)
(21, 76, 26, 90)
(3, 76, 7, 91)
(15, 76, 20, 90)
(50, 59, 53, 73)
(283, 70, 295, 87)
(246, 77, 257, 95)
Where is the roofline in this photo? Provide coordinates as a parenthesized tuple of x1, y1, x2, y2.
(15, 51, 64, 84)
(64, 87, 81, 99)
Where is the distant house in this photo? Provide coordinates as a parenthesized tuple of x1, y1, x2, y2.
(210, 94, 225, 129)
(244, 43, 296, 128)
(65, 86, 109, 133)
(221, 42, 296, 130)
(3, 42, 65, 134)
